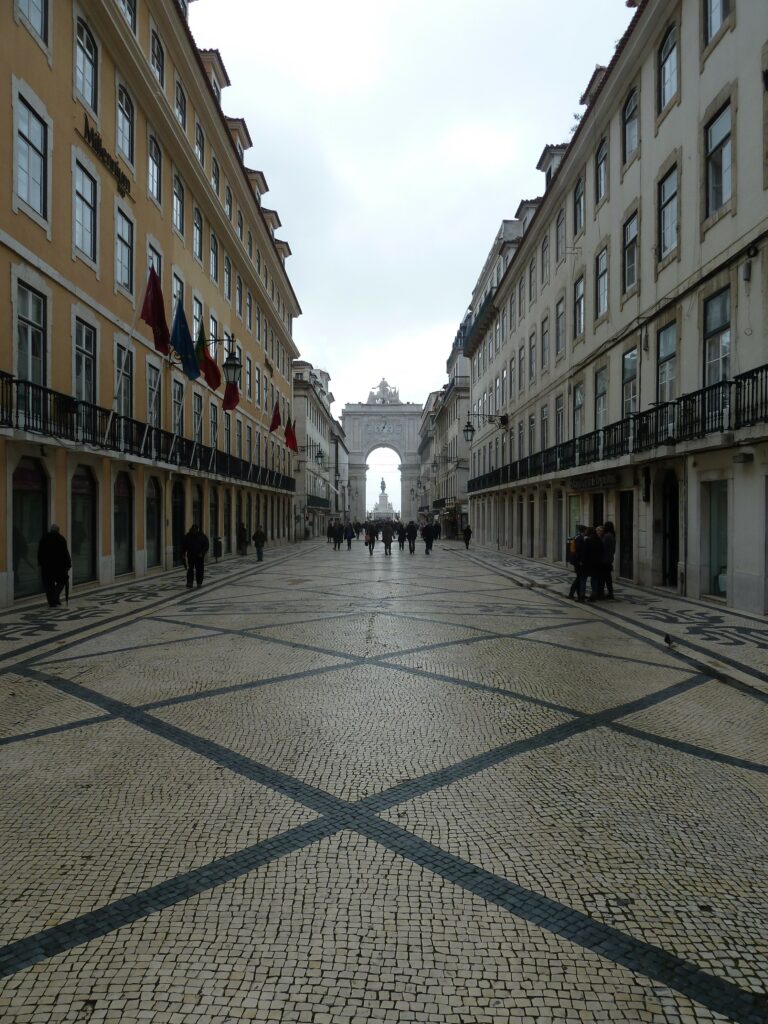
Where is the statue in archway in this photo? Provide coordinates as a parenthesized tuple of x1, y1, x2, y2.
(380, 477, 386, 493)
(367, 379, 401, 405)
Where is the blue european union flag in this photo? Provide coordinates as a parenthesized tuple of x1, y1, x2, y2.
(170, 301, 201, 381)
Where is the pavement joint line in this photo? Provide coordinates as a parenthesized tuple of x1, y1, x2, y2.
(457, 549, 768, 694)
(0, 665, 760, 1022)
(610, 722, 768, 775)
(0, 549, 305, 676)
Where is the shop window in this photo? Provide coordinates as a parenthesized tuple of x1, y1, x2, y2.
(12, 457, 47, 598)
(71, 465, 97, 582)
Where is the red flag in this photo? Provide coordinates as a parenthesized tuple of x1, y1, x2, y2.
(269, 399, 281, 433)
(222, 382, 240, 411)
(285, 416, 299, 453)
(195, 323, 222, 390)
(139, 267, 170, 355)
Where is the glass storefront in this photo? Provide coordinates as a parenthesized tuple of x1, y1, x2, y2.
(146, 476, 162, 568)
(705, 480, 728, 597)
(113, 472, 133, 576)
(12, 457, 47, 598)
(71, 465, 97, 583)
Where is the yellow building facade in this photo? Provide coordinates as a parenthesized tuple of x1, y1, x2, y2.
(1, 0, 301, 605)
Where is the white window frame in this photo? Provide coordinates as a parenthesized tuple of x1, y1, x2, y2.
(114, 198, 135, 301)
(72, 146, 100, 272)
(12, 77, 53, 238)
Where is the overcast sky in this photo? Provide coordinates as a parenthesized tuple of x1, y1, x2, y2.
(190, 0, 634, 512)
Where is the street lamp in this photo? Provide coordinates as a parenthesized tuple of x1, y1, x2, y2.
(463, 412, 508, 444)
(222, 349, 243, 385)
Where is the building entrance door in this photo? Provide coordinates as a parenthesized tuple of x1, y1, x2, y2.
(619, 490, 634, 579)
(172, 481, 185, 565)
(662, 470, 679, 587)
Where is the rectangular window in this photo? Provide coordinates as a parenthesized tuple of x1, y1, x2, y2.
(595, 367, 608, 429)
(509, 356, 515, 396)
(555, 299, 565, 356)
(209, 402, 218, 447)
(528, 414, 536, 456)
(172, 273, 183, 311)
(254, 365, 261, 405)
(192, 296, 202, 340)
(518, 278, 525, 318)
(19, 0, 48, 42)
(705, 0, 731, 43)
(573, 276, 584, 338)
(595, 247, 608, 317)
(657, 322, 676, 403)
(246, 355, 252, 400)
(172, 379, 184, 435)
(193, 392, 203, 443)
(573, 383, 584, 437)
(115, 209, 133, 292)
(541, 236, 550, 284)
(75, 319, 96, 404)
(224, 411, 231, 453)
(623, 213, 638, 292)
(518, 344, 525, 391)
(528, 331, 536, 382)
(658, 166, 678, 259)
(236, 418, 242, 458)
(148, 244, 161, 276)
(622, 348, 638, 416)
(501, 366, 507, 404)
(706, 103, 732, 217)
(541, 316, 550, 369)
(118, 0, 136, 32)
(195, 123, 205, 165)
(540, 404, 549, 450)
(555, 394, 564, 444)
(573, 178, 585, 235)
(17, 97, 47, 217)
(74, 161, 96, 260)
(528, 258, 536, 302)
(147, 365, 161, 427)
(555, 210, 565, 262)
(116, 344, 133, 418)
(704, 288, 730, 385)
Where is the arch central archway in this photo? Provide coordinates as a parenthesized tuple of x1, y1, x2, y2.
(341, 380, 422, 524)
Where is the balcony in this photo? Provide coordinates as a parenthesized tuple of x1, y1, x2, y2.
(463, 290, 497, 353)
(465, 371, 763, 496)
(1, 374, 295, 493)
(432, 497, 447, 510)
(734, 364, 768, 429)
(306, 495, 330, 509)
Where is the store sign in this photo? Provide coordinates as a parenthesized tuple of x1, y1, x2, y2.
(82, 115, 131, 198)
(569, 472, 620, 491)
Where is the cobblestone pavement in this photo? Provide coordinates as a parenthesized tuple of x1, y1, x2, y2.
(1, 539, 766, 1023)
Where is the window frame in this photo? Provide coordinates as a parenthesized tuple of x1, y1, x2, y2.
(658, 164, 679, 262)
(18, 0, 49, 46)
(573, 276, 585, 339)
(595, 137, 608, 205)
(115, 203, 135, 296)
(75, 17, 98, 114)
(14, 85, 51, 232)
(573, 177, 585, 236)
(116, 83, 134, 165)
(175, 78, 187, 131)
(657, 321, 677, 403)
(595, 246, 609, 319)
(622, 88, 639, 165)
(657, 25, 679, 115)
(147, 134, 162, 204)
(622, 212, 639, 294)
(73, 156, 98, 266)
(150, 29, 164, 86)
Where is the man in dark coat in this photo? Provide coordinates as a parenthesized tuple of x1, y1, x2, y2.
(583, 527, 604, 601)
(405, 521, 418, 554)
(382, 522, 394, 556)
(252, 524, 267, 562)
(397, 522, 406, 551)
(462, 525, 472, 550)
(37, 525, 71, 607)
(181, 523, 210, 588)
(422, 521, 435, 555)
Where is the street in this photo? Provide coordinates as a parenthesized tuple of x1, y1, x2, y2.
(0, 541, 766, 1023)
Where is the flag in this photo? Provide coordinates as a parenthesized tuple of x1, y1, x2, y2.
(139, 267, 170, 355)
(222, 382, 240, 411)
(195, 323, 222, 391)
(285, 416, 299, 453)
(269, 399, 281, 433)
(170, 301, 200, 381)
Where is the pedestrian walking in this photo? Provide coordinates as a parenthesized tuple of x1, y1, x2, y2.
(237, 523, 248, 556)
(344, 522, 355, 550)
(462, 525, 472, 550)
(422, 520, 434, 555)
(181, 523, 210, 588)
(600, 521, 616, 599)
(37, 524, 71, 607)
(327, 522, 334, 544)
(583, 527, 604, 601)
(365, 522, 376, 556)
(382, 522, 394, 556)
(252, 524, 267, 562)
(397, 522, 406, 551)
(567, 525, 588, 601)
(406, 521, 418, 554)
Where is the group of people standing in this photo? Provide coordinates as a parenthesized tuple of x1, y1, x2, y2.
(326, 519, 441, 556)
(567, 522, 616, 602)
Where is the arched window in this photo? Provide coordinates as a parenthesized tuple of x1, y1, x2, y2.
(75, 19, 98, 111)
(193, 207, 203, 260)
(573, 177, 584, 235)
(175, 80, 186, 129)
(225, 186, 233, 218)
(210, 232, 218, 280)
(150, 31, 164, 85)
(555, 209, 565, 262)
(622, 89, 639, 163)
(148, 136, 162, 201)
(223, 255, 231, 299)
(658, 27, 677, 112)
(117, 86, 134, 163)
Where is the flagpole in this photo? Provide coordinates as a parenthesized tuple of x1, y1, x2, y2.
(103, 264, 151, 446)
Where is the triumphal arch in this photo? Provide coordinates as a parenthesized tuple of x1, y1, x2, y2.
(342, 380, 422, 523)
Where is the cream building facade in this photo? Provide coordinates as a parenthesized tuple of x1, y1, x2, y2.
(292, 361, 332, 539)
(1, 0, 301, 605)
(466, 0, 768, 614)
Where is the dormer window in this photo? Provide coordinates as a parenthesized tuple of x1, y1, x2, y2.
(177, 0, 188, 18)
(236, 140, 244, 161)
(211, 76, 221, 103)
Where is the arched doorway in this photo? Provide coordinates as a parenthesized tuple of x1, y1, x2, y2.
(223, 490, 232, 552)
(209, 486, 219, 540)
(113, 471, 134, 575)
(146, 476, 163, 568)
(662, 469, 679, 587)
(71, 465, 97, 583)
(172, 480, 185, 565)
(12, 457, 47, 598)
(192, 484, 203, 528)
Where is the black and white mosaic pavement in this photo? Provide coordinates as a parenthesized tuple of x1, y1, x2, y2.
(0, 541, 766, 1023)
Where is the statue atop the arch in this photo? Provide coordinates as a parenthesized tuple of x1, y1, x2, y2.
(367, 379, 401, 405)
(380, 477, 386, 494)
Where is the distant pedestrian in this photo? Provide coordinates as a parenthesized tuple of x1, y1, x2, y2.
(181, 523, 210, 589)
(397, 523, 406, 551)
(568, 525, 588, 601)
(583, 527, 604, 601)
(406, 521, 418, 554)
(382, 522, 394, 556)
(462, 525, 472, 550)
(252, 525, 267, 562)
(365, 523, 376, 556)
(333, 522, 344, 551)
(237, 523, 248, 556)
(422, 521, 434, 555)
(599, 521, 616, 599)
(327, 522, 334, 544)
(37, 524, 71, 607)
(344, 522, 354, 550)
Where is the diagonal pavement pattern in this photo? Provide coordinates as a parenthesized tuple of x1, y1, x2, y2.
(0, 540, 766, 1023)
